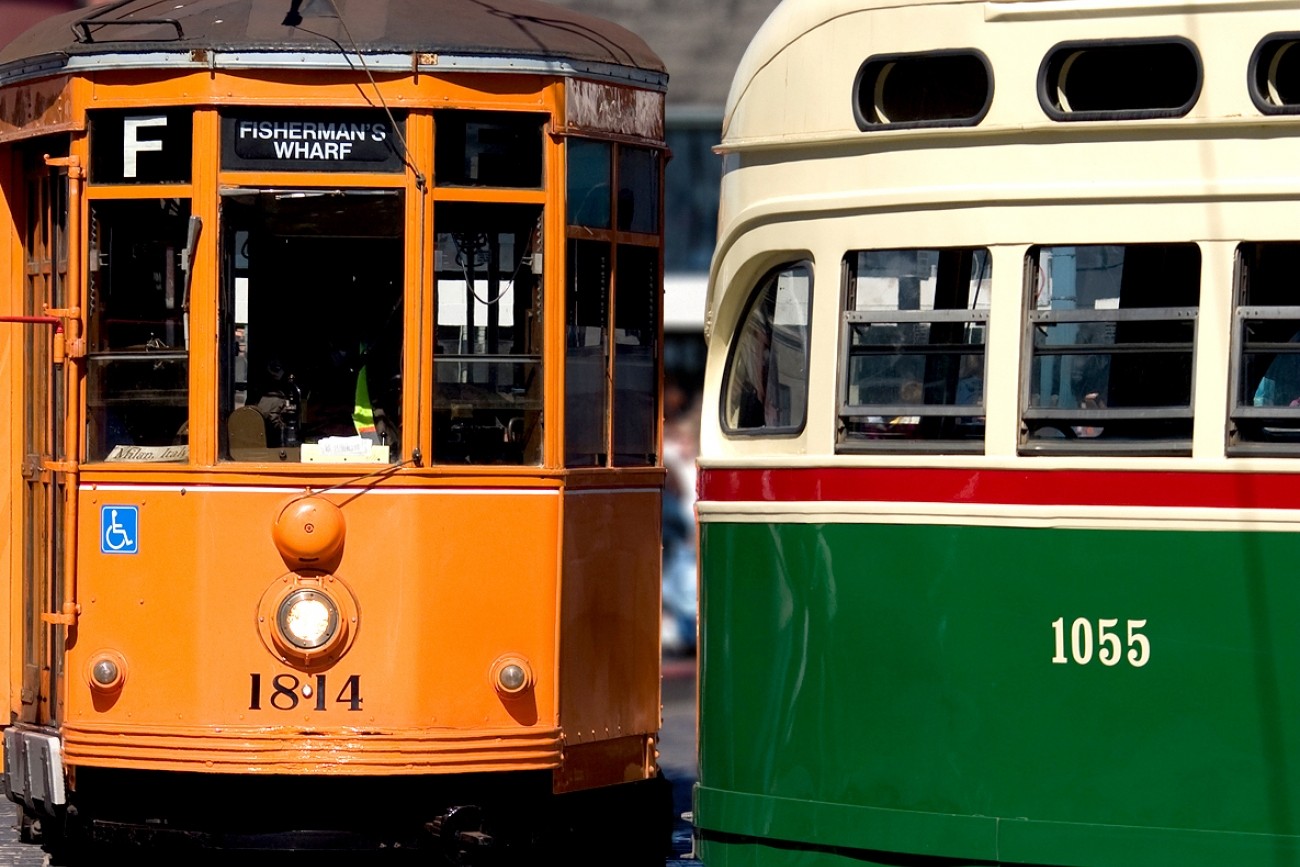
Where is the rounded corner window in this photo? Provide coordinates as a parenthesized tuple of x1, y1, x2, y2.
(720, 261, 813, 437)
(854, 50, 993, 130)
(1038, 38, 1201, 121)
(1251, 34, 1300, 114)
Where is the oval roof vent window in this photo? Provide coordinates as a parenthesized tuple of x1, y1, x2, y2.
(854, 50, 992, 130)
(1039, 38, 1201, 120)
(1251, 35, 1300, 113)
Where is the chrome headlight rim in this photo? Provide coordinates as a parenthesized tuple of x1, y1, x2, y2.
(276, 588, 340, 651)
(257, 571, 359, 669)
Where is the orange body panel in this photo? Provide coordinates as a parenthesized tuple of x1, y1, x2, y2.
(66, 483, 563, 773)
(558, 487, 662, 748)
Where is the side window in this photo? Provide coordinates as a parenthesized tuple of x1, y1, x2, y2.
(86, 198, 193, 462)
(1230, 242, 1300, 452)
(564, 139, 662, 467)
(433, 203, 543, 465)
(1021, 243, 1199, 453)
(837, 248, 989, 451)
(721, 262, 812, 435)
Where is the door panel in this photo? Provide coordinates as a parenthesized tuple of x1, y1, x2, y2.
(19, 146, 69, 726)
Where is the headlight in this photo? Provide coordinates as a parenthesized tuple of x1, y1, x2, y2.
(277, 589, 339, 650)
(257, 572, 359, 668)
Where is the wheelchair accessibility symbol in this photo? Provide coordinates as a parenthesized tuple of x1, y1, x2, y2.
(100, 506, 139, 555)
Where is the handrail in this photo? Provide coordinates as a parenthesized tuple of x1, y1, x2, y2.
(74, 2, 185, 46)
(0, 316, 59, 325)
(40, 156, 84, 640)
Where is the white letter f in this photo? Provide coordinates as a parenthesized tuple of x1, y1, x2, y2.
(122, 115, 168, 179)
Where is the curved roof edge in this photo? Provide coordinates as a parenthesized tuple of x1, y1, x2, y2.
(721, 0, 985, 139)
(0, 50, 668, 91)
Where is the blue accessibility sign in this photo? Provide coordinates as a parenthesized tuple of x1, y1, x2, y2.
(100, 505, 139, 555)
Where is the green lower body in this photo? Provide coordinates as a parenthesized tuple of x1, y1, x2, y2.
(696, 520, 1300, 867)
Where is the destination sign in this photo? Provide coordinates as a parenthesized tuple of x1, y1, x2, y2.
(221, 110, 405, 173)
(89, 108, 193, 184)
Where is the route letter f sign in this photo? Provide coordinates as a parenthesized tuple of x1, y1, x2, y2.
(123, 115, 168, 179)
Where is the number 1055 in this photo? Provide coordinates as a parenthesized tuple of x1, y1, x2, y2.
(1052, 617, 1149, 667)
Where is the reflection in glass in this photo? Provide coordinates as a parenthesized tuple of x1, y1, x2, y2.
(1024, 243, 1199, 444)
(618, 147, 659, 234)
(840, 248, 989, 445)
(566, 239, 610, 466)
(723, 263, 811, 433)
(86, 198, 193, 462)
(434, 203, 543, 465)
(219, 189, 405, 463)
(568, 139, 611, 229)
(614, 245, 659, 465)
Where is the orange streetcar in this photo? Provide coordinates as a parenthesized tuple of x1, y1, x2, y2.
(0, 0, 670, 859)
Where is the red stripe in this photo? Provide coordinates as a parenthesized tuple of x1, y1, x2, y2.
(698, 466, 1300, 510)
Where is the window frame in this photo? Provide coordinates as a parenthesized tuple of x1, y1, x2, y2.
(83, 193, 196, 464)
(1249, 33, 1300, 115)
(852, 49, 994, 131)
(1037, 36, 1203, 122)
(430, 199, 545, 466)
(1227, 242, 1300, 454)
(1018, 243, 1200, 456)
(719, 259, 814, 439)
(215, 185, 408, 465)
(835, 247, 991, 454)
(562, 135, 665, 468)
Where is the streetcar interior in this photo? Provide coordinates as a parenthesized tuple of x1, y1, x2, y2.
(219, 189, 405, 463)
(1232, 241, 1300, 446)
(1021, 243, 1200, 451)
(85, 198, 195, 462)
(432, 202, 544, 465)
(430, 110, 546, 465)
(838, 248, 990, 449)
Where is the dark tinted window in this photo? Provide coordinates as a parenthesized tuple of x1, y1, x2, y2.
(1231, 243, 1300, 452)
(1040, 39, 1201, 120)
(855, 51, 992, 128)
(722, 262, 812, 435)
(1251, 36, 1300, 112)
(435, 110, 544, 187)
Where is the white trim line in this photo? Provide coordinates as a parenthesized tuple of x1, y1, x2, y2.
(698, 499, 1300, 532)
